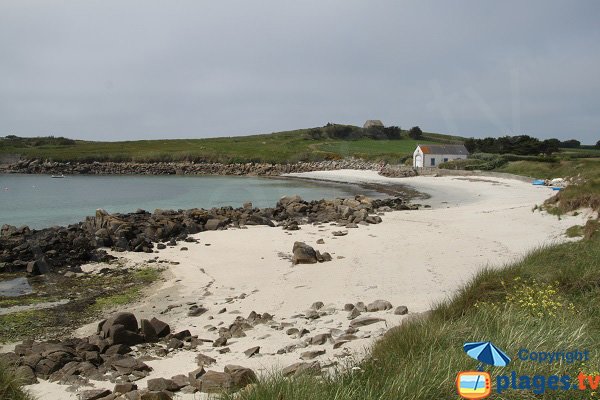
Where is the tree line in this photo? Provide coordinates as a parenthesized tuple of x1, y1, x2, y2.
(464, 135, 597, 155)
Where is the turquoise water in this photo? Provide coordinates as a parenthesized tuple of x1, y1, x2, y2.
(0, 174, 377, 229)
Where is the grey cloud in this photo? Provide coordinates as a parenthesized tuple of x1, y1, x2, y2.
(0, 0, 598, 143)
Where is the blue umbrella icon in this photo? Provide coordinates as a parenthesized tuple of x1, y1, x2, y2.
(464, 341, 511, 370)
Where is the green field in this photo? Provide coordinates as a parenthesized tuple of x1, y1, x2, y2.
(0, 127, 451, 164)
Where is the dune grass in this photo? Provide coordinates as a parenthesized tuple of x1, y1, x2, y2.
(223, 232, 600, 400)
(0, 361, 34, 400)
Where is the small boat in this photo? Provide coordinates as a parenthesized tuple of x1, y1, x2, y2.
(532, 179, 545, 186)
(551, 187, 563, 191)
(51, 174, 65, 178)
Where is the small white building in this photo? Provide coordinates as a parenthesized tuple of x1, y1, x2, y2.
(413, 144, 469, 168)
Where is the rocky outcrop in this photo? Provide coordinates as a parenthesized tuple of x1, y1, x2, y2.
(1, 194, 416, 274)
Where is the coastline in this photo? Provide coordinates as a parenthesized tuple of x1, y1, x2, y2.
(4, 170, 586, 399)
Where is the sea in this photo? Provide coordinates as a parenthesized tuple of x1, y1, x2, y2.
(0, 174, 380, 229)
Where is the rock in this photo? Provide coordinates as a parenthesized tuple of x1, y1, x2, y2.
(102, 313, 139, 336)
(355, 302, 367, 312)
(286, 328, 299, 336)
(188, 366, 206, 386)
(310, 333, 331, 345)
(204, 219, 226, 231)
(172, 330, 192, 341)
(347, 308, 361, 320)
(225, 365, 258, 388)
(196, 353, 216, 367)
(108, 325, 144, 346)
(167, 338, 183, 350)
(278, 195, 303, 207)
(197, 371, 233, 393)
(105, 344, 132, 356)
(316, 239, 325, 244)
(171, 374, 189, 388)
(319, 252, 332, 262)
(244, 346, 260, 358)
(149, 317, 170, 337)
(188, 307, 208, 317)
(114, 383, 137, 394)
(147, 377, 181, 392)
(343, 303, 355, 311)
(156, 243, 166, 249)
(282, 361, 321, 377)
(140, 392, 173, 400)
(212, 336, 227, 347)
(349, 316, 386, 328)
(367, 300, 393, 312)
(394, 306, 409, 315)
(140, 319, 158, 342)
(292, 241, 318, 265)
(310, 301, 324, 310)
(332, 231, 347, 237)
(333, 340, 350, 349)
(26, 257, 50, 275)
(15, 365, 38, 385)
(81, 389, 113, 400)
(300, 350, 326, 360)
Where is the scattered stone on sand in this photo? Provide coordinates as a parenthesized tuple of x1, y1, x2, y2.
(367, 300, 393, 312)
(347, 308, 361, 320)
(300, 350, 326, 360)
(282, 361, 322, 377)
(349, 316, 386, 328)
(244, 346, 260, 358)
(292, 241, 318, 264)
(394, 305, 409, 315)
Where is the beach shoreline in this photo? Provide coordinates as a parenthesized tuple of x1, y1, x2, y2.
(2, 170, 587, 399)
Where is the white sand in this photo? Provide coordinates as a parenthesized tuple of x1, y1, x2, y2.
(26, 170, 586, 399)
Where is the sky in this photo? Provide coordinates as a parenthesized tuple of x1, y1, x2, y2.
(0, 1, 598, 143)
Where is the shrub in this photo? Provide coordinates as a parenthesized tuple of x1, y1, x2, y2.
(408, 126, 423, 139)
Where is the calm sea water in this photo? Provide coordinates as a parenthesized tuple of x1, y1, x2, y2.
(0, 174, 378, 229)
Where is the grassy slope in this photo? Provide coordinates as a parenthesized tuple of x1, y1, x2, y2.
(0, 128, 455, 164)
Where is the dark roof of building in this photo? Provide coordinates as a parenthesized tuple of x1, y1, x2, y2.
(418, 144, 469, 155)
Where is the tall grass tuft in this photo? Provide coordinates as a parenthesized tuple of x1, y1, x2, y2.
(0, 361, 35, 400)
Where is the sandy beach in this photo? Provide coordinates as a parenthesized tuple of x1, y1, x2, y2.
(25, 170, 587, 399)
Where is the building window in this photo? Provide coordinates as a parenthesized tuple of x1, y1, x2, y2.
(430, 158, 435, 166)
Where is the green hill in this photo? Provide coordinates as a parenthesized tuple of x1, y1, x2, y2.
(0, 125, 464, 164)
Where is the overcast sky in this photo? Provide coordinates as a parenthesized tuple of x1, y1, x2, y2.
(0, 1, 598, 143)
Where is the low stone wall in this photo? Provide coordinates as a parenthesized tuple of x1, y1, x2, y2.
(1, 158, 381, 176)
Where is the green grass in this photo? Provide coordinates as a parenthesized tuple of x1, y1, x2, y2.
(315, 139, 436, 163)
(0, 127, 455, 164)
(565, 225, 584, 238)
(497, 159, 600, 180)
(0, 361, 34, 400)
(225, 233, 600, 400)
